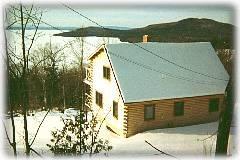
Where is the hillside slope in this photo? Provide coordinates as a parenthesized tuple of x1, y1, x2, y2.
(54, 18, 234, 49)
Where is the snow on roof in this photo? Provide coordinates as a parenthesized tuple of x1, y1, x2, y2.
(105, 42, 229, 103)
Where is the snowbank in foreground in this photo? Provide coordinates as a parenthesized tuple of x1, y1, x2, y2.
(2, 111, 236, 158)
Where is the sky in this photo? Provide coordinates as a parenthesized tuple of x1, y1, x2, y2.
(35, 5, 234, 28)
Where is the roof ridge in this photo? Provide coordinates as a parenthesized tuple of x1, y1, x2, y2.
(107, 42, 211, 46)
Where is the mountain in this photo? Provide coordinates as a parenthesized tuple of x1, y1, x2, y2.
(54, 18, 234, 49)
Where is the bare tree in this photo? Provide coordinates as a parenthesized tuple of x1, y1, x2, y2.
(215, 78, 234, 155)
(215, 49, 234, 156)
(3, 30, 17, 159)
(69, 37, 85, 110)
(217, 49, 233, 76)
(69, 36, 85, 153)
(6, 4, 43, 156)
(3, 46, 17, 156)
(20, 4, 36, 156)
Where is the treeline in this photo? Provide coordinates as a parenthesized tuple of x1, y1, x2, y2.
(8, 42, 85, 113)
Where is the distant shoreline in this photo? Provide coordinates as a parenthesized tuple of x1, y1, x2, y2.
(6, 26, 132, 31)
(6, 27, 76, 31)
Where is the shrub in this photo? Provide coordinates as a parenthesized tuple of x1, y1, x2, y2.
(47, 111, 112, 156)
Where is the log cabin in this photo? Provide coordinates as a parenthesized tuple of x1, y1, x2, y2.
(84, 36, 229, 137)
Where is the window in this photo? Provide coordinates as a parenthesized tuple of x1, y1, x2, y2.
(144, 105, 155, 120)
(209, 98, 219, 112)
(113, 101, 118, 119)
(85, 83, 90, 95)
(174, 102, 184, 116)
(95, 91, 103, 107)
(103, 66, 110, 80)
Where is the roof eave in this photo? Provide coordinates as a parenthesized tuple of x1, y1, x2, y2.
(104, 45, 126, 103)
(87, 44, 106, 60)
(124, 92, 226, 105)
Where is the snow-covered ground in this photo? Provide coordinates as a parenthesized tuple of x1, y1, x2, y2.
(2, 110, 236, 158)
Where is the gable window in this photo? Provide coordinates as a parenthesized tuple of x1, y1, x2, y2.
(113, 101, 118, 119)
(144, 105, 155, 120)
(103, 66, 110, 80)
(174, 102, 184, 116)
(95, 91, 103, 107)
(209, 98, 219, 112)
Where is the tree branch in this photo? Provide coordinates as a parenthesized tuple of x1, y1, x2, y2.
(95, 109, 111, 138)
(30, 148, 42, 157)
(7, 46, 23, 61)
(26, 11, 42, 58)
(30, 108, 51, 147)
(145, 140, 178, 159)
(7, 54, 22, 76)
(30, 55, 49, 71)
(23, 5, 33, 31)
(6, 20, 18, 29)
(2, 119, 13, 146)
(198, 131, 218, 141)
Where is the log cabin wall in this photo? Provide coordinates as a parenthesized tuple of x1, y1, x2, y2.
(126, 94, 224, 137)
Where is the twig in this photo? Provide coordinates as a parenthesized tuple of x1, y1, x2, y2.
(8, 54, 22, 76)
(95, 109, 111, 138)
(30, 148, 42, 157)
(7, 47, 23, 61)
(1, 119, 13, 146)
(26, 11, 42, 57)
(23, 5, 33, 31)
(145, 140, 178, 159)
(30, 108, 51, 146)
(92, 107, 101, 121)
(6, 20, 18, 29)
(198, 131, 218, 141)
(90, 109, 111, 156)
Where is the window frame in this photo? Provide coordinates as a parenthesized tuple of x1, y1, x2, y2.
(95, 91, 103, 108)
(113, 101, 118, 119)
(209, 98, 219, 112)
(144, 104, 155, 121)
(103, 66, 111, 80)
(174, 101, 184, 116)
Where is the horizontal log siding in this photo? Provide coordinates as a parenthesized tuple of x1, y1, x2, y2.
(126, 94, 224, 137)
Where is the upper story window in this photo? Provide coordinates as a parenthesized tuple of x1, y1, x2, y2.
(174, 101, 184, 116)
(144, 104, 155, 120)
(209, 98, 219, 112)
(85, 83, 91, 95)
(95, 91, 103, 108)
(113, 101, 118, 119)
(103, 66, 111, 80)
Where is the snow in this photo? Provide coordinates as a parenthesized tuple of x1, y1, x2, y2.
(106, 42, 229, 103)
(2, 110, 236, 158)
(6, 30, 122, 66)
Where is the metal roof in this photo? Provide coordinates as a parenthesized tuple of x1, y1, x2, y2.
(105, 42, 229, 103)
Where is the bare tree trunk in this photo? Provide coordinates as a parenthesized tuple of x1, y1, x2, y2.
(63, 83, 66, 109)
(20, 4, 30, 156)
(215, 79, 233, 156)
(80, 37, 86, 119)
(6, 50, 17, 156)
(43, 79, 47, 110)
(4, 12, 17, 155)
(80, 37, 85, 155)
(10, 105, 17, 156)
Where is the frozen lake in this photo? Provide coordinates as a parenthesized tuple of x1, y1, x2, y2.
(6, 29, 122, 65)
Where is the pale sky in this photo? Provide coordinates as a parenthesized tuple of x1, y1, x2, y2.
(37, 5, 234, 28)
